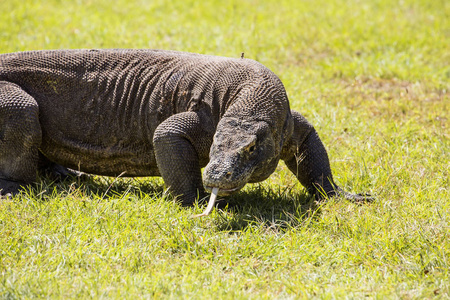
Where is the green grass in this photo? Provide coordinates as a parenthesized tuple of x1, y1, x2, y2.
(1, 0, 449, 298)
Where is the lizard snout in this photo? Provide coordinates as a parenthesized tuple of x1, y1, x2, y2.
(202, 158, 250, 196)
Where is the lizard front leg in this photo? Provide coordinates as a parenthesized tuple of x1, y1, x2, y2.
(282, 110, 372, 202)
(153, 111, 214, 205)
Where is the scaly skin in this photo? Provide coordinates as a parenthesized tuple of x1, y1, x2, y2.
(0, 49, 372, 204)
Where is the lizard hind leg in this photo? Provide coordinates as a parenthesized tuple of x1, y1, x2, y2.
(38, 152, 87, 182)
(0, 81, 41, 196)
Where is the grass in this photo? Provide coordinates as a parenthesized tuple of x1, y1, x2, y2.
(1, 0, 449, 298)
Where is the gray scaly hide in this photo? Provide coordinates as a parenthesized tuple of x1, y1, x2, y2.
(0, 49, 371, 204)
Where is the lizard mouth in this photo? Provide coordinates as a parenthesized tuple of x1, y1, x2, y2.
(204, 184, 244, 196)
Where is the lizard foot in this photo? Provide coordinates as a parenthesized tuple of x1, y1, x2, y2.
(339, 190, 374, 204)
(315, 186, 374, 204)
(40, 163, 89, 182)
(0, 178, 24, 198)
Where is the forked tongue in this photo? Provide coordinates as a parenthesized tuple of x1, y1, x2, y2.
(192, 187, 219, 218)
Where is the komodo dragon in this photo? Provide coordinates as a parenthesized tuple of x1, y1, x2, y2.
(0, 49, 371, 209)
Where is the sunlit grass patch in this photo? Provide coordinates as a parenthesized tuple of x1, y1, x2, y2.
(1, 0, 449, 298)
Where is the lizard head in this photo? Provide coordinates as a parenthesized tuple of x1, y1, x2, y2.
(202, 64, 294, 197)
(203, 116, 289, 196)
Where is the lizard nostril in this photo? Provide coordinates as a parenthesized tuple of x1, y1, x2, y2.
(225, 171, 232, 180)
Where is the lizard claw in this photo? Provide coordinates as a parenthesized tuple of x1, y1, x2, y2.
(315, 186, 374, 204)
(341, 191, 375, 204)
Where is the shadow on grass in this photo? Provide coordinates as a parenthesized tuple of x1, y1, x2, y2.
(27, 174, 323, 232)
(212, 184, 323, 232)
(29, 174, 166, 201)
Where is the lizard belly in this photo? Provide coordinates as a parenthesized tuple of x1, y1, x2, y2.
(39, 136, 160, 177)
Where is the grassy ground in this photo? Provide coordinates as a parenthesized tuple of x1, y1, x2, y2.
(0, 0, 449, 298)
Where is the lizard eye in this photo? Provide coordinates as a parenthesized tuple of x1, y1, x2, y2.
(248, 145, 256, 154)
